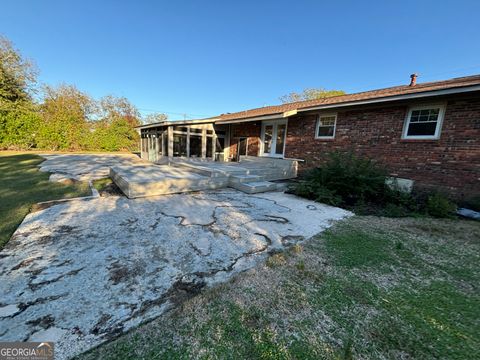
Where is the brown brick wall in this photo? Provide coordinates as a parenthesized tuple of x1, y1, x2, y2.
(284, 95, 480, 198)
(230, 122, 261, 159)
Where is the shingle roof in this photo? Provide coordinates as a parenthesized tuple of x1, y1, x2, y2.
(217, 74, 480, 122)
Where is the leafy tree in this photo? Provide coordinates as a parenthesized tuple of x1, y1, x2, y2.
(0, 108, 41, 149)
(0, 35, 37, 108)
(0, 35, 142, 152)
(98, 95, 140, 127)
(279, 88, 345, 103)
(93, 95, 141, 151)
(37, 84, 95, 150)
(0, 35, 39, 149)
(143, 112, 168, 124)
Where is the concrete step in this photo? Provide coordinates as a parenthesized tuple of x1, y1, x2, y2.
(110, 166, 229, 198)
(229, 181, 279, 194)
(273, 182, 289, 192)
(228, 174, 263, 184)
(171, 161, 228, 178)
(247, 168, 296, 180)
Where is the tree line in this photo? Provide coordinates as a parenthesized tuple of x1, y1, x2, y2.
(0, 35, 167, 152)
(1, 34, 346, 152)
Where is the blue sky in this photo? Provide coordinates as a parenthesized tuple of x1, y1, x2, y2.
(2, 0, 480, 119)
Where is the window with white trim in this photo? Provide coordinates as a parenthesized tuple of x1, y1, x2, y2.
(403, 105, 445, 139)
(315, 114, 337, 138)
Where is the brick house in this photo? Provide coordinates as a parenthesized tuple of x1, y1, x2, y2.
(138, 74, 480, 198)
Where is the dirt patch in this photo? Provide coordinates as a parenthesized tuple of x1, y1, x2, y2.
(108, 262, 130, 285)
(31, 201, 64, 213)
(108, 260, 146, 285)
(26, 314, 55, 329)
(11, 256, 42, 271)
(57, 178, 80, 186)
(98, 182, 123, 197)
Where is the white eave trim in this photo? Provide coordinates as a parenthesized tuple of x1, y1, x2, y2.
(216, 113, 284, 124)
(137, 118, 220, 130)
(297, 85, 480, 113)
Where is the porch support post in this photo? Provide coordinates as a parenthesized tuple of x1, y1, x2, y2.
(225, 125, 231, 161)
(154, 130, 159, 162)
(168, 126, 173, 158)
(201, 128, 207, 158)
(212, 134, 216, 160)
(186, 127, 190, 157)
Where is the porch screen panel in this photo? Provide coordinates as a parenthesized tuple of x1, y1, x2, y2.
(190, 135, 202, 158)
(141, 135, 147, 153)
(156, 132, 163, 156)
(216, 137, 225, 152)
(275, 124, 286, 155)
(206, 137, 213, 158)
(173, 134, 187, 157)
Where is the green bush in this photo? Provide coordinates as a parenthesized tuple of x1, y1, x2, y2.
(0, 109, 41, 149)
(425, 193, 457, 218)
(291, 180, 342, 206)
(383, 203, 410, 218)
(289, 151, 459, 219)
(290, 151, 389, 207)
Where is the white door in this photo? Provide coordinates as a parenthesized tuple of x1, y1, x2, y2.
(261, 120, 287, 157)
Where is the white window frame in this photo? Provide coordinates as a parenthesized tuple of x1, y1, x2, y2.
(315, 113, 337, 139)
(402, 104, 446, 140)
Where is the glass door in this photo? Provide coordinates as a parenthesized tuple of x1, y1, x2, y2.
(261, 120, 287, 157)
(262, 125, 273, 155)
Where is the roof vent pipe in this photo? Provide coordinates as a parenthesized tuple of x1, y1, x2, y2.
(409, 73, 418, 86)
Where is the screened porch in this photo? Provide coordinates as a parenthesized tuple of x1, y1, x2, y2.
(140, 122, 229, 163)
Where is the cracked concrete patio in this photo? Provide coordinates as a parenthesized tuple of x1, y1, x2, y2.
(0, 155, 351, 359)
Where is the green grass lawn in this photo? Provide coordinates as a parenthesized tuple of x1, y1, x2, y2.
(92, 177, 113, 191)
(80, 216, 480, 360)
(0, 153, 91, 248)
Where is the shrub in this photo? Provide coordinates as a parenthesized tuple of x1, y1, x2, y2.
(289, 151, 461, 219)
(291, 181, 342, 206)
(383, 203, 410, 218)
(425, 193, 457, 218)
(290, 151, 390, 207)
(0, 109, 42, 149)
